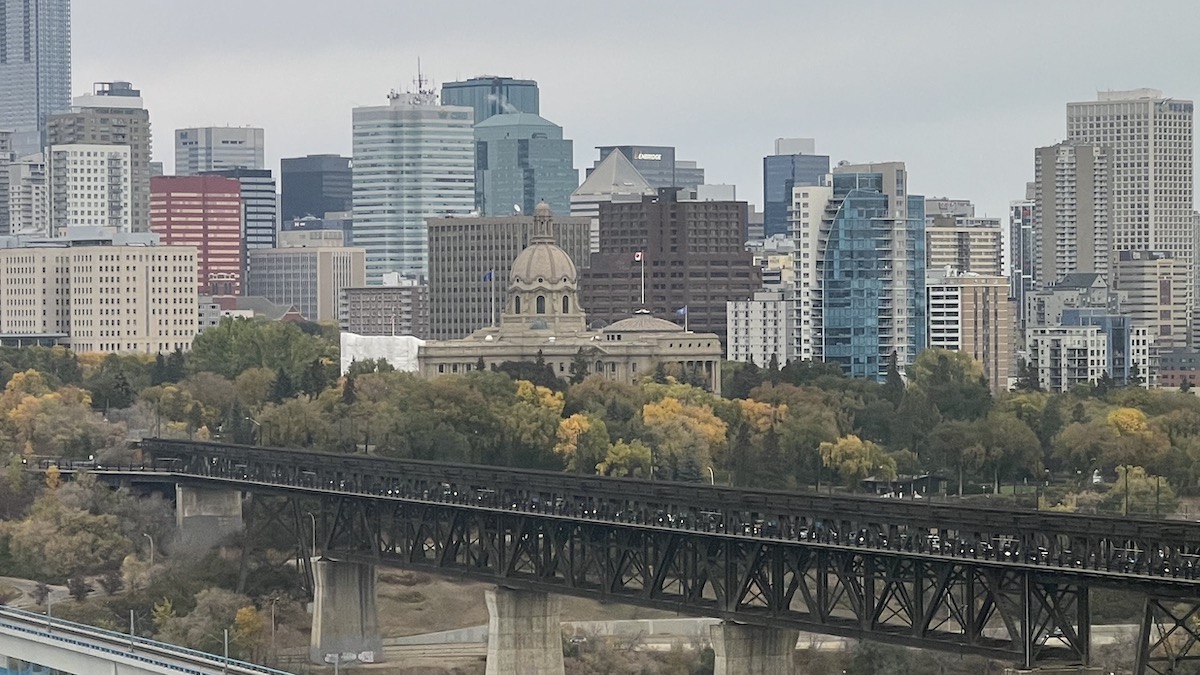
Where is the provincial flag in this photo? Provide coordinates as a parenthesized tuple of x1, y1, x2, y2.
(675, 306, 688, 316)
(482, 270, 494, 282)
(633, 251, 643, 262)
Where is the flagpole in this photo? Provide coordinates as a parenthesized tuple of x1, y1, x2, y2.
(640, 255, 645, 307)
(490, 274, 496, 327)
(684, 307, 688, 332)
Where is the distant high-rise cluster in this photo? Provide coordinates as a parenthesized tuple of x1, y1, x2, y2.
(0, 7, 1193, 394)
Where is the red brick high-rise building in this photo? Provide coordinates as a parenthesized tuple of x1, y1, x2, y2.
(150, 176, 243, 295)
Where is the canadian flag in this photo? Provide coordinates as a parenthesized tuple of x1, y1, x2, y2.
(633, 251, 643, 262)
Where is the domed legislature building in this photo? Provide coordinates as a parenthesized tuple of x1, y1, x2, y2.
(417, 203, 723, 393)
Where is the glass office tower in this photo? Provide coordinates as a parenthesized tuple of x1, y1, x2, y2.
(820, 165, 925, 380)
(763, 153, 829, 238)
(474, 112, 577, 216)
(0, 0, 71, 157)
(441, 76, 539, 125)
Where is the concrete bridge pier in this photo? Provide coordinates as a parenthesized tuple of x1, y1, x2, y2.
(484, 587, 565, 675)
(309, 558, 383, 665)
(174, 485, 242, 549)
(710, 622, 798, 675)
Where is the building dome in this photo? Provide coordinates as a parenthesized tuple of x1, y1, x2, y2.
(603, 313, 685, 333)
(510, 201, 577, 286)
(500, 202, 587, 334)
(510, 238, 577, 286)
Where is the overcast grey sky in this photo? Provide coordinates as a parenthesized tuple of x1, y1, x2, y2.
(74, 0, 1200, 218)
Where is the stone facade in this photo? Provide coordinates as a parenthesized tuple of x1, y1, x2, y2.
(418, 203, 724, 393)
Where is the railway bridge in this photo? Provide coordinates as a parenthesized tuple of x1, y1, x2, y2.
(66, 438, 1200, 674)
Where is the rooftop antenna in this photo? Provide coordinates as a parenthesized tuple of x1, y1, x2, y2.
(414, 57, 432, 95)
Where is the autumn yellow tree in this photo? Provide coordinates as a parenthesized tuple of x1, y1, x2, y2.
(597, 439, 653, 478)
(642, 397, 727, 481)
(1104, 407, 1169, 469)
(818, 434, 896, 489)
(231, 605, 266, 661)
(554, 413, 610, 473)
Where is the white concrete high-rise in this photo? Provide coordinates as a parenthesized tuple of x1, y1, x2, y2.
(352, 90, 475, 282)
(1066, 89, 1194, 342)
(8, 152, 47, 236)
(48, 144, 131, 235)
(49, 82, 152, 232)
(174, 126, 265, 175)
(0, 0, 71, 157)
(727, 290, 789, 368)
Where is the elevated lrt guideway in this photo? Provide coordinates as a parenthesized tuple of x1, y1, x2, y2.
(0, 605, 290, 675)
(104, 439, 1200, 671)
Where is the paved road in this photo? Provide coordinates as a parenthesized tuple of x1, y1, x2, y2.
(0, 577, 67, 609)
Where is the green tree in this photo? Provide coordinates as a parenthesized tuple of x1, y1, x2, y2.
(724, 360, 764, 400)
(907, 348, 992, 421)
(1102, 466, 1179, 517)
(966, 412, 1041, 492)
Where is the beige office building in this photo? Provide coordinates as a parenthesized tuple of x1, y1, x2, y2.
(1032, 142, 1111, 285)
(427, 212, 591, 340)
(246, 245, 366, 322)
(926, 217, 1004, 277)
(926, 272, 1014, 392)
(1113, 250, 1190, 350)
(0, 240, 197, 354)
(1067, 89, 1194, 342)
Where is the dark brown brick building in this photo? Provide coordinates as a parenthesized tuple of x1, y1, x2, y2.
(580, 189, 760, 343)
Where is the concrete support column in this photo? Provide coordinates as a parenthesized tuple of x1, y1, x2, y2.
(309, 558, 382, 664)
(175, 485, 243, 549)
(710, 622, 797, 675)
(485, 587, 565, 675)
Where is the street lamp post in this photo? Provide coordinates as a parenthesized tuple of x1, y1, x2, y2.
(245, 417, 263, 446)
(269, 596, 278, 662)
(707, 467, 715, 486)
(312, 513, 318, 557)
(143, 533, 155, 566)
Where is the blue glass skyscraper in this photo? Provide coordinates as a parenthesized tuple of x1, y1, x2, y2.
(817, 164, 924, 381)
(763, 140, 829, 238)
(0, 0, 71, 157)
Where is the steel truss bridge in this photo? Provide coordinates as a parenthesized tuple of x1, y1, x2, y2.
(88, 439, 1200, 673)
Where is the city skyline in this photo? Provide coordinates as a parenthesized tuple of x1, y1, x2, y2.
(70, 0, 1200, 218)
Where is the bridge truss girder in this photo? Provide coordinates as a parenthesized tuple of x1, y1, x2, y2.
(1135, 596, 1200, 674)
(311, 495, 1090, 666)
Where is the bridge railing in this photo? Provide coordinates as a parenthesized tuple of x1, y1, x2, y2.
(104, 438, 1200, 584)
(0, 605, 292, 675)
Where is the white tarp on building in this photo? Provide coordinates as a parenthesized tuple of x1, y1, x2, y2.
(339, 332, 424, 374)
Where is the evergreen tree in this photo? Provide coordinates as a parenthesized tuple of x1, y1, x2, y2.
(1013, 358, 1040, 392)
(475, 356, 486, 372)
(271, 369, 297, 403)
(726, 361, 763, 400)
(341, 374, 357, 406)
(883, 351, 905, 405)
(151, 353, 167, 386)
(568, 349, 590, 384)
